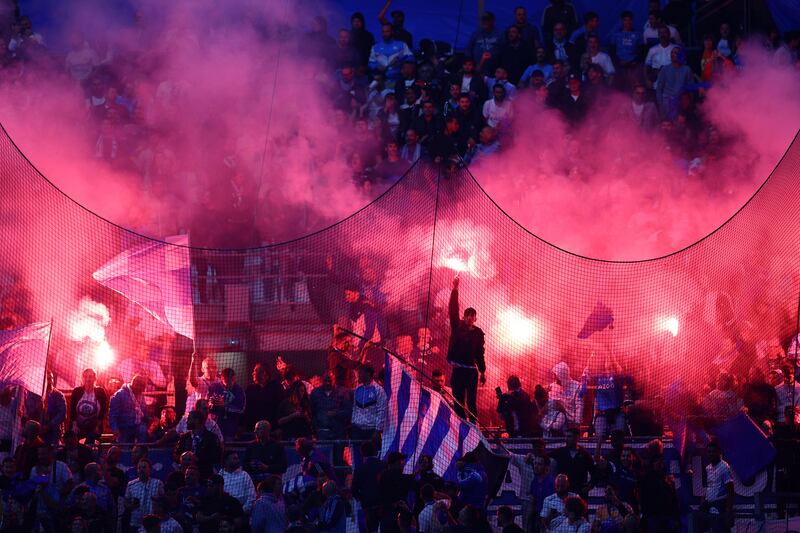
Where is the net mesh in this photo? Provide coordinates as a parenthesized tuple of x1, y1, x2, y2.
(1, 122, 799, 438)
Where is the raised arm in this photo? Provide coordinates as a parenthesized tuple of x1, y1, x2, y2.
(449, 276, 461, 330)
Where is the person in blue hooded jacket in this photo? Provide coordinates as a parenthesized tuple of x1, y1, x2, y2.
(369, 23, 413, 81)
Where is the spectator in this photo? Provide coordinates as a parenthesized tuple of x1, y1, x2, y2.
(64, 33, 98, 82)
(456, 451, 488, 511)
(482, 83, 513, 132)
(774, 30, 800, 65)
(332, 29, 360, 70)
(775, 364, 800, 424)
(41, 370, 66, 446)
(497, 505, 524, 532)
(499, 26, 534, 85)
(466, 12, 503, 69)
(28, 445, 72, 529)
(369, 23, 413, 82)
(124, 458, 164, 531)
(147, 405, 178, 445)
(351, 363, 387, 440)
(277, 380, 313, 439)
(467, 126, 500, 164)
(570, 12, 600, 54)
(557, 73, 590, 124)
(655, 47, 693, 119)
(208, 367, 246, 439)
(109, 374, 149, 443)
(541, 0, 579, 44)
(332, 65, 368, 114)
(550, 427, 594, 500)
(297, 437, 336, 481)
(244, 362, 284, 430)
(507, 6, 541, 49)
(174, 398, 224, 442)
(378, 451, 416, 530)
(587, 354, 627, 440)
(70, 367, 109, 444)
(550, 361, 586, 427)
(58, 430, 95, 478)
(13, 419, 43, 477)
(594, 484, 635, 533)
(627, 83, 659, 131)
(643, 11, 681, 47)
(124, 445, 149, 482)
(174, 410, 223, 479)
(583, 35, 615, 83)
(486, 66, 517, 99)
(350, 12, 376, 70)
(716, 22, 734, 58)
(546, 22, 578, 70)
(414, 100, 445, 147)
(150, 495, 182, 533)
(377, 92, 402, 143)
(375, 140, 411, 182)
(352, 440, 386, 531)
(378, 1, 413, 49)
(310, 371, 352, 441)
(177, 464, 204, 526)
(197, 473, 245, 533)
(540, 474, 577, 531)
(520, 47, 554, 87)
(251, 475, 287, 533)
(645, 27, 678, 82)
(221, 450, 256, 513)
(610, 11, 643, 90)
(186, 353, 219, 413)
(418, 482, 451, 533)
(690, 439, 735, 533)
(638, 449, 679, 532)
(742, 366, 779, 425)
(701, 372, 743, 422)
(75, 462, 112, 513)
(557, 496, 590, 533)
(318, 480, 347, 532)
(496, 374, 536, 437)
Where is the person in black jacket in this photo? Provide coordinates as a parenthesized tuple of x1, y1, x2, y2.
(447, 275, 486, 422)
(174, 410, 222, 479)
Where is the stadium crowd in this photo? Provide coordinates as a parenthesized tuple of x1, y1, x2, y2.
(1, 1, 800, 532)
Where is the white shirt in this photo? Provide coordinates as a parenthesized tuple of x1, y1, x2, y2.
(705, 460, 733, 503)
(175, 415, 224, 442)
(541, 492, 576, 531)
(222, 468, 257, 513)
(482, 98, 513, 129)
(590, 52, 616, 75)
(645, 43, 677, 70)
(541, 492, 576, 528)
(418, 499, 449, 533)
(643, 23, 681, 44)
(125, 477, 165, 527)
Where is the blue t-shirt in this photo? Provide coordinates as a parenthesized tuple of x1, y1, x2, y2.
(610, 30, 642, 63)
(594, 374, 621, 412)
(520, 63, 554, 83)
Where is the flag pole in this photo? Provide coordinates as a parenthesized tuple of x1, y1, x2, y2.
(39, 319, 54, 429)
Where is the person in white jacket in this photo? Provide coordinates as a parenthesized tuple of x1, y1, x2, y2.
(550, 361, 586, 426)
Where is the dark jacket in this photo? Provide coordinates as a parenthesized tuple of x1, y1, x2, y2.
(243, 438, 288, 483)
(497, 389, 537, 437)
(352, 456, 386, 507)
(310, 385, 352, 439)
(70, 386, 109, 435)
(174, 430, 222, 478)
(243, 380, 284, 429)
(447, 289, 486, 372)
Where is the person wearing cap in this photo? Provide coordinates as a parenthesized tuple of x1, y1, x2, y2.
(466, 12, 503, 68)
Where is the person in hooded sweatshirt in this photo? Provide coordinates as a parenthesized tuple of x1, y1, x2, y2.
(550, 361, 587, 426)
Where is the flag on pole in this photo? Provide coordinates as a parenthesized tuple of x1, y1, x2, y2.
(93, 234, 195, 339)
(0, 322, 51, 393)
(577, 301, 614, 339)
(380, 353, 486, 480)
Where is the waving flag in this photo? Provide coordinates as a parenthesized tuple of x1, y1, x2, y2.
(0, 322, 51, 393)
(93, 234, 194, 339)
(381, 353, 486, 480)
(577, 302, 614, 339)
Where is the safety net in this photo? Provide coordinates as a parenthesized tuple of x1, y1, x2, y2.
(0, 122, 799, 445)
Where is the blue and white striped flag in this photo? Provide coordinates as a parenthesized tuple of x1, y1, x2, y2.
(93, 234, 194, 339)
(381, 353, 486, 479)
(0, 321, 51, 393)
